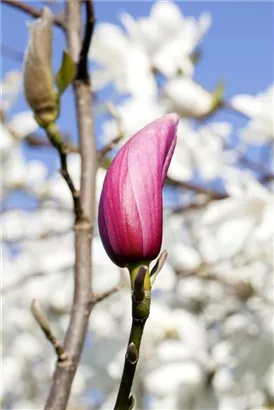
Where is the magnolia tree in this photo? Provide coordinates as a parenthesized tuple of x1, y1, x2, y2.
(1, 1, 274, 410)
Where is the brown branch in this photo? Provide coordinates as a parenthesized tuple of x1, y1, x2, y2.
(1, 0, 65, 28)
(92, 286, 120, 304)
(45, 123, 83, 221)
(24, 133, 79, 153)
(166, 176, 228, 200)
(44, 1, 97, 409)
(76, 0, 95, 81)
(99, 134, 124, 159)
(31, 300, 71, 363)
(172, 197, 215, 214)
(98, 103, 125, 159)
(25, 134, 52, 147)
(1, 43, 24, 61)
(51, 286, 121, 316)
(239, 155, 274, 182)
(2, 272, 45, 294)
(180, 270, 254, 301)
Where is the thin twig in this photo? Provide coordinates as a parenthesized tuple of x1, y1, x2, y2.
(99, 103, 125, 159)
(31, 300, 71, 363)
(45, 1, 97, 409)
(166, 176, 228, 200)
(1, 0, 65, 29)
(179, 270, 255, 301)
(24, 133, 79, 153)
(2, 273, 45, 294)
(1, 43, 24, 61)
(172, 198, 214, 214)
(239, 154, 274, 182)
(45, 123, 83, 220)
(99, 135, 124, 160)
(92, 286, 120, 304)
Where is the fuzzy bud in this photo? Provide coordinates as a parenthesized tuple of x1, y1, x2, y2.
(23, 8, 57, 126)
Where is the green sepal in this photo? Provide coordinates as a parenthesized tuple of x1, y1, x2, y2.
(211, 80, 226, 110)
(190, 48, 202, 64)
(55, 51, 76, 96)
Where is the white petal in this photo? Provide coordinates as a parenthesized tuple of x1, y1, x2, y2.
(1, 70, 21, 113)
(92, 69, 112, 91)
(126, 47, 157, 98)
(198, 12, 212, 38)
(170, 243, 202, 271)
(0, 125, 14, 152)
(7, 111, 38, 139)
(25, 160, 48, 185)
(173, 309, 207, 350)
(145, 362, 203, 396)
(90, 23, 128, 65)
(168, 141, 194, 181)
(230, 94, 263, 117)
(163, 77, 212, 117)
(150, 1, 183, 32)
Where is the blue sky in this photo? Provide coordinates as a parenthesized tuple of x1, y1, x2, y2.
(2, 1, 274, 171)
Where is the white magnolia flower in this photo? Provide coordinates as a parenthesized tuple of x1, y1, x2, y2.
(121, 2, 211, 77)
(11, 333, 42, 361)
(2, 146, 48, 195)
(1, 124, 15, 153)
(2, 147, 28, 192)
(163, 215, 202, 271)
(145, 361, 204, 396)
(230, 84, 274, 143)
(47, 154, 107, 213)
(1, 70, 21, 113)
(7, 111, 38, 140)
(168, 120, 232, 181)
(162, 77, 214, 118)
(90, 23, 157, 98)
(92, 237, 121, 294)
(90, 2, 211, 96)
(198, 174, 273, 263)
(101, 96, 164, 147)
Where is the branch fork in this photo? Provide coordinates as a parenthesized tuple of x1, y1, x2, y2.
(31, 300, 71, 365)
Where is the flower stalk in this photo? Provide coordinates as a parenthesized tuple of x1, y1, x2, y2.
(114, 263, 151, 410)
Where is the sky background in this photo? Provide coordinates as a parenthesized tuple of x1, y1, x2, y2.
(1, 0, 274, 181)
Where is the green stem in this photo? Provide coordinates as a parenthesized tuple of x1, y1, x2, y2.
(114, 264, 151, 410)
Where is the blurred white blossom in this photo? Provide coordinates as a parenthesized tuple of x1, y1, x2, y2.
(168, 120, 232, 181)
(162, 77, 214, 118)
(230, 84, 274, 143)
(121, 2, 211, 77)
(1, 70, 21, 113)
(90, 23, 157, 98)
(101, 96, 164, 146)
(2, 2, 274, 409)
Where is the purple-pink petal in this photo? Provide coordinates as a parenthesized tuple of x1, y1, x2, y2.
(98, 113, 179, 267)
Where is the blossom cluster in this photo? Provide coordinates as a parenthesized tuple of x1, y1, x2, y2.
(2, 2, 273, 409)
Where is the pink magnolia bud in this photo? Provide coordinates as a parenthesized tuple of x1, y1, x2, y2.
(98, 113, 179, 267)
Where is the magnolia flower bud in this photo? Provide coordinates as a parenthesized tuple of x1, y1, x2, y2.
(23, 8, 57, 126)
(98, 113, 179, 267)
